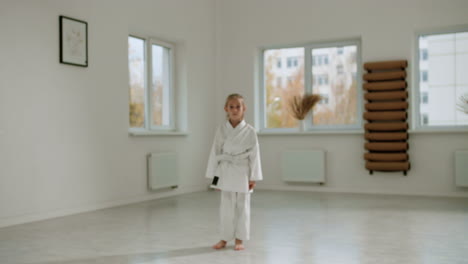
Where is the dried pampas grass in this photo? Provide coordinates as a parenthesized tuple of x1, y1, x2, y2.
(458, 94, 468, 114)
(289, 94, 322, 120)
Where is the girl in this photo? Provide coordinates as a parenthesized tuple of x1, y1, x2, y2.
(206, 93, 263, 251)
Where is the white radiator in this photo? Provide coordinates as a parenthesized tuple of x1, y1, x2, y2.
(147, 152, 178, 190)
(281, 150, 326, 184)
(455, 150, 468, 187)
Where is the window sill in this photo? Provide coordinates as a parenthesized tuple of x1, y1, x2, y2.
(258, 129, 468, 136)
(129, 130, 189, 136)
(258, 130, 365, 136)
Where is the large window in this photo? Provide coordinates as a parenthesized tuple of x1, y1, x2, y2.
(416, 28, 468, 129)
(261, 40, 361, 131)
(128, 36, 174, 131)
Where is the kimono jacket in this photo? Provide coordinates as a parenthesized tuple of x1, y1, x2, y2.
(206, 120, 263, 193)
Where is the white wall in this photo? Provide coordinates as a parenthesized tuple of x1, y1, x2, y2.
(0, 0, 216, 227)
(215, 0, 468, 197)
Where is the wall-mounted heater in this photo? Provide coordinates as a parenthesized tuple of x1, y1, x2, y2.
(281, 150, 326, 184)
(147, 152, 178, 191)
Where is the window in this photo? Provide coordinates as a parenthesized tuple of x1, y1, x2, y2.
(323, 74, 329, 85)
(261, 40, 361, 130)
(287, 57, 299, 68)
(416, 28, 468, 129)
(421, 70, 428, 82)
(421, 91, 429, 104)
(128, 36, 175, 131)
(319, 94, 329, 104)
(277, 58, 282, 68)
(421, 49, 428, 61)
(318, 55, 323, 65)
(337, 64, 344, 74)
(422, 113, 429, 125)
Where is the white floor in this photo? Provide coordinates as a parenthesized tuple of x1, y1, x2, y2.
(1, 190, 468, 264)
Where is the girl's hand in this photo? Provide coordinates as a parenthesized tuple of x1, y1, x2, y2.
(249, 181, 256, 190)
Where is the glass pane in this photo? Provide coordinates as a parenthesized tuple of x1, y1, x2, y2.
(419, 32, 468, 127)
(128, 36, 145, 128)
(264, 48, 304, 128)
(151, 44, 171, 127)
(311, 45, 358, 125)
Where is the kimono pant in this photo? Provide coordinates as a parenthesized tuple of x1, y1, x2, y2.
(220, 191, 250, 241)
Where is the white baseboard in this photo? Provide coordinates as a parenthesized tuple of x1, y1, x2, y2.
(0, 185, 206, 228)
(256, 185, 468, 198)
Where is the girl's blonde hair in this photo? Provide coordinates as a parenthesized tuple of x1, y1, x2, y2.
(224, 93, 245, 107)
(224, 93, 246, 119)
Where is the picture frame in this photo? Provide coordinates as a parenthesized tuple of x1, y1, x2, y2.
(59, 15, 88, 67)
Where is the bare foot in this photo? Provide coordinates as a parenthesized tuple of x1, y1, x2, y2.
(234, 239, 244, 251)
(212, 240, 227, 250)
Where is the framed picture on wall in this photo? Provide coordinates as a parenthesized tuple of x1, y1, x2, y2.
(59, 15, 88, 67)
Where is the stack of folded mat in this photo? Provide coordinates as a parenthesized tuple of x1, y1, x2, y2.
(363, 60, 410, 175)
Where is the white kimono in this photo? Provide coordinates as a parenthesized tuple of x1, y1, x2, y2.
(206, 120, 262, 241)
(206, 120, 263, 193)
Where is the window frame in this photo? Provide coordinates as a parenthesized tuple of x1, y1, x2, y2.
(258, 38, 363, 132)
(413, 25, 468, 131)
(128, 35, 176, 133)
